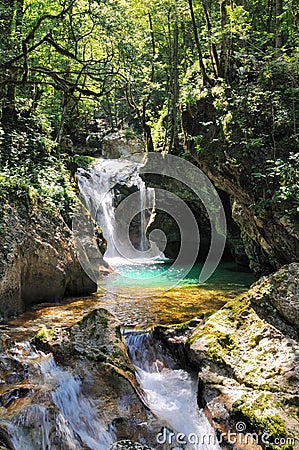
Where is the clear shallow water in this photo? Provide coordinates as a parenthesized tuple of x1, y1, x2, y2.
(104, 259, 255, 289)
(97, 261, 256, 327)
(1, 262, 255, 336)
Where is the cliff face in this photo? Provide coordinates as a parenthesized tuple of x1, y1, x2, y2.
(181, 81, 299, 275)
(0, 204, 97, 319)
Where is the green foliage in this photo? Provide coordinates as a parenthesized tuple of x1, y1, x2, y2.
(35, 326, 55, 342)
(72, 155, 96, 170)
(0, 117, 75, 223)
(0, 0, 298, 235)
(253, 153, 299, 218)
(181, 55, 299, 225)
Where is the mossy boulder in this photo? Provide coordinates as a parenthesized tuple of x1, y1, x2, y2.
(248, 263, 299, 332)
(186, 264, 299, 448)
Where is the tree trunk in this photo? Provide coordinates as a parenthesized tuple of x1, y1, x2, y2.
(0, 1, 17, 125)
(275, 0, 283, 48)
(202, 2, 220, 78)
(219, 0, 229, 80)
(187, 0, 211, 86)
(169, 16, 180, 154)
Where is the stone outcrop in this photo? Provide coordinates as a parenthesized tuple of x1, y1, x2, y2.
(0, 204, 97, 319)
(181, 89, 299, 274)
(155, 263, 299, 449)
(33, 308, 164, 447)
(101, 131, 143, 159)
(0, 308, 170, 449)
(144, 173, 249, 264)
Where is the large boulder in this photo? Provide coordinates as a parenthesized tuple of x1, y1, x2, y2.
(101, 131, 143, 159)
(0, 308, 169, 449)
(0, 204, 97, 319)
(185, 263, 299, 449)
(33, 308, 163, 446)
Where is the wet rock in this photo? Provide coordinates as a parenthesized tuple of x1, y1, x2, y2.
(102, 131, 143, 159)
(0, 204, 97, 319)
(184, 264, 299, 448)
(33, 308, 168, 448)
(0, 335, 29, 386)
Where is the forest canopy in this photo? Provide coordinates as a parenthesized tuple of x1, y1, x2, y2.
(0, 0, 298, 223)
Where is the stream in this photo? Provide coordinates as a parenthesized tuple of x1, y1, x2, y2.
(124, 330, 220, 450)
(0, 155, 256, 449)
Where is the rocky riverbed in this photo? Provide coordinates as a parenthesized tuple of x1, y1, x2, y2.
(0, 264, 298, 449)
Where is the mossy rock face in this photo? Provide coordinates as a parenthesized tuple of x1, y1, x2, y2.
(232, 393, 296, 450)
(186, 264, 299, 446)
(181, 80, 299, 274)
(33, 308, 133, 374)
(249, 263, 299, 332)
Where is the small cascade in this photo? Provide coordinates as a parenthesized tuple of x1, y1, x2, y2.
(124, 331, 221, 450)
(40, 355, 115, 449)
(0, 344, 115, 450)
(77, 157, 159, 264)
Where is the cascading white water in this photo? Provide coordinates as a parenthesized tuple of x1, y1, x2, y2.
(40, 355, 115, 450)
(124, 331, 221, 450)
(77, 157, 157, 263)
(0, 345, 115, 450)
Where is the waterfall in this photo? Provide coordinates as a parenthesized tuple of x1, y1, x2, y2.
(41, 356, 115, 449)
(77, 157, 158, 264)
(0, 346, 115, 450)
(124, 331, 221, 450)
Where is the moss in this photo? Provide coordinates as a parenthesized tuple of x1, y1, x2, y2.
(271, 267, 287, 284)
(232, 393, 295, 450)
(223, 111, 234, 142)
(98, 316, 108, 329)
(113, 361, 134, 374)
(35, 326, 54, 342)
(72, 154, 96, 169)
(112, 350, 125, 359)
(156, 317, 202, 332)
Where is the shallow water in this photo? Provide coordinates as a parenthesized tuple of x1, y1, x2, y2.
(97, 261, 256, 327)
(1, 262, 255, 338)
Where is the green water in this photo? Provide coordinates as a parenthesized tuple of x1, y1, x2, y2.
(1, 262, 256, 337)
(98, 261, 256, 327)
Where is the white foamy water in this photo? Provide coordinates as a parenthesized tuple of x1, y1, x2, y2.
(0, 347, 115, 450)
(77, 157, 162, 265)
(124, 332, 221, 450)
